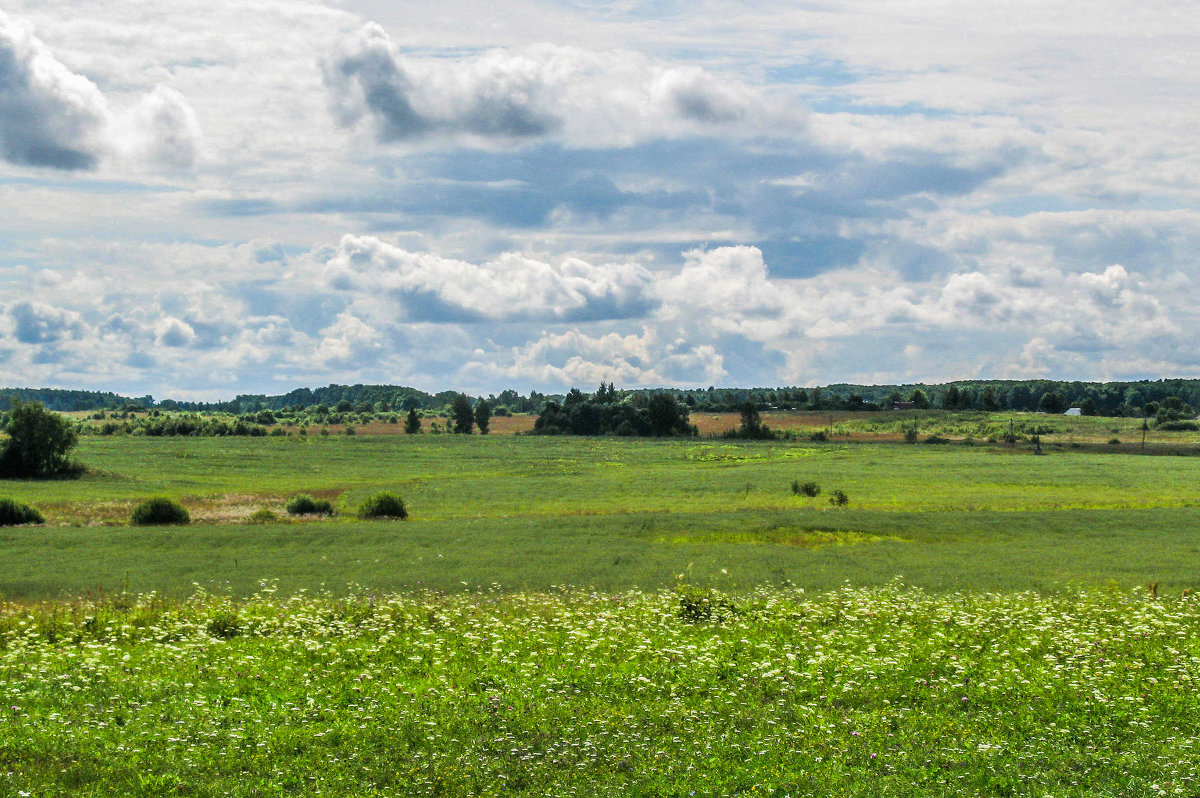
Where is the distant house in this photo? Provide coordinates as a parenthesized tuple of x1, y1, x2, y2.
(1063, 407, 1082, 416)
(893, 402, 916, 410)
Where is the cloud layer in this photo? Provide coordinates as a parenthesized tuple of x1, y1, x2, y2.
(2, 0, 1200, 397)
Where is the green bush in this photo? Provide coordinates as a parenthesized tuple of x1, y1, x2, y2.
(829, 490, 849, 507)
(357, 491, 408, 519)
(285, 494, 334, 516)
(0, 497, 44, 525)
(248, 507, 280, 524)
(903, 427, 919, 444)
(791, 480, 820, 497)
(130, 497, 190, 526)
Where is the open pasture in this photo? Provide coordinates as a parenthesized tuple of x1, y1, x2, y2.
(2, 430, 1200, 599)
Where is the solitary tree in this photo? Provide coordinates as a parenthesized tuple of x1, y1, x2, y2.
(451, 394, 474, 434)
(474, 399, 492, 435)
(404, 408, 422, 434)
(0, 399, 80, 478)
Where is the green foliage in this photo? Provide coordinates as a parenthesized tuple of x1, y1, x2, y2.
(474, 399, 491, 435)
(285, 495, 334, 516)
(829, 489, 849, 506)
(791, 480, 820, 497)
(247, 507, 280, 524)
(404, 408, 421, 435)
(451, 394, 475, 434)
(534, 389, 694, 437)
(0, 399, 81, 478)
(205, 609, 242, 639)
(356, 491, 408, 519)
(0, 497, 44, 525)
(721, 401, 775, 439)
(903, 426, 919, 443)
(674, 584, 737, 623)
(130, 497, 190, 526)
(1038, 391, 1068, 414)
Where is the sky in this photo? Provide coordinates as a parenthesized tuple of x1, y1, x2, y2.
(2, 0, 1199, 399)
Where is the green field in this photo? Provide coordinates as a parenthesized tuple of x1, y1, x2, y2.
(2, 430, 1200, 599)
(5, 428, 1200, 795)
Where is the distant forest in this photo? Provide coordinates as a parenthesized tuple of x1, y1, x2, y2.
(4, 379, 1200, 420)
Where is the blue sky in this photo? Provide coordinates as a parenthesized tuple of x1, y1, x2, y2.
(2, 0, 1199, 398)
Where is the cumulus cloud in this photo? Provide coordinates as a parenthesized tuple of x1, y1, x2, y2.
(0, 11, 201, 170)
(323, 23, 782, 148)
(0, 232, 1194, 395)
(463, 327, 727, 387)
(6, 300, 86, 344)
(323, 234, 657, 322)
(154, 317, 197, 348)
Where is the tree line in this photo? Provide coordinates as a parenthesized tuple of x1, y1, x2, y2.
(7, 377, 1200, 420)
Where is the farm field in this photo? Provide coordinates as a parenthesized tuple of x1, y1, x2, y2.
(4, 424, 1200, 795)
(2, 424, 1200, 599)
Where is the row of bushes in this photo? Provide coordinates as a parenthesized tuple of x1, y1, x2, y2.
(0, 492, 409, 527)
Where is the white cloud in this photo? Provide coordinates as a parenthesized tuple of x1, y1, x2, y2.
(323, 234, 657, 322)
(0, 10, 202, 171)
(323, 23, 789, 148)
(154, 317, 197, 348)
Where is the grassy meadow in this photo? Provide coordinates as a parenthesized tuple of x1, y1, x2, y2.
(4, 410, 1200, 795)
(2, 414, 1200, 599)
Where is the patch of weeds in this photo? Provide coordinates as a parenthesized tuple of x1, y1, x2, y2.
(675, 584, 737, 623)
(248, 507, 281, 524)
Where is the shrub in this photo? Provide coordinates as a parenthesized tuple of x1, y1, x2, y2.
(285, 494, 334, 516)
(248, 507, 280, 524)
(130, 497, 190, 526)
(810, 430, 828, 442)
(829, 489, 849, 507)
(1108, 438, 1121, 445)
(903, 427, 919, 444)
(357, 491, 408, 519)
(1156, 421, 1199, 431)
(791, 480, 820, 497)
(922, 434, 951, 444)
(0, 497, 44, 525)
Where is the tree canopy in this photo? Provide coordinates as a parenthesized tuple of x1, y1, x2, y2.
(0, 400, 81, 478)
